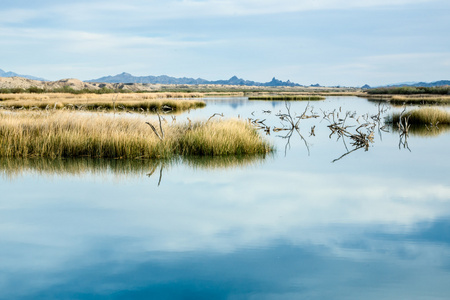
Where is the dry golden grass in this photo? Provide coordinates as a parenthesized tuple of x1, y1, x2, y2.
(0, 111, 272, 158)
(0, 92, 204, 101)
(178, 120, 272, 155)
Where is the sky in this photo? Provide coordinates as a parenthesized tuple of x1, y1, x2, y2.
(0, 0, 449, 86)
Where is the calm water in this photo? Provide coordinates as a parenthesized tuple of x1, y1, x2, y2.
(1, 97, 450, 299)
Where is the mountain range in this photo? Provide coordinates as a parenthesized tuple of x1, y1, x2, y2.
(0, 68, 449, 88)
(0, 68, 47, 81)
(86, 72, 302, 87)
(384, 80, 450, 88)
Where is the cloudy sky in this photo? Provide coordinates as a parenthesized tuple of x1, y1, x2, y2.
(1, 0, 449, 86)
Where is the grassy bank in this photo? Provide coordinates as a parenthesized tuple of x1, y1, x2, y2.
(0, 93, 206, 113)
(388, 107, 450, 125)
(388, 95, 450, 105)
(366, 95, 450, 105)
(248, 95, 325, 101)
(0, 111, 272, 158)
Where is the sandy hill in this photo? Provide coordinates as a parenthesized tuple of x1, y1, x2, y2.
(0, 77, 117, 91)
(0, 76, 169, 92)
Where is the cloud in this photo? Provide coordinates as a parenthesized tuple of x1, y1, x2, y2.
(0, 0, 439, 26)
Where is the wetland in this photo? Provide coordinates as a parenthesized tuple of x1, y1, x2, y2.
(1, 94, 449, 299)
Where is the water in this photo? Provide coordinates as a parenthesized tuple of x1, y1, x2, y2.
(1, 97, 450, 299)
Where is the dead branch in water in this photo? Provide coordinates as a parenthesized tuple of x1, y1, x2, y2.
(322, 108, 377, 162)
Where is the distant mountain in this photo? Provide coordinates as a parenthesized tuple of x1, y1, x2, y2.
(0, 68, 47, 81)
(87, 72, 302, 87)
(384, 80, 450, 87)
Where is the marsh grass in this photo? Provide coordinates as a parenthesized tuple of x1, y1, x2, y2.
(364, 94, 450, 105)
(367, 86, 450, 95)
(0, 111, 272, 159)
(0, 98, 205, 113)
(0, 93, 206, 113)
(178, 120, 272, 156)
(389, 96, 450, 105)
(388, 107, 450, 125)
(248, 95, 325, 101)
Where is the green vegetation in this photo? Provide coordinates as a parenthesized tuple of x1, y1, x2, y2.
(388, 107, 450, 125)
(0, 111, 272, 159)
(367, 86, 450, 95)
(248, 95, 325, 101)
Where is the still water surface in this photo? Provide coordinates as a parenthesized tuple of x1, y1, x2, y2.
(1, 97, 450, 299)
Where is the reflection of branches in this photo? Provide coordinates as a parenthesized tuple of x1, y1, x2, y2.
(332, 145, 365, 163)
(273, 102, 316, 156)
(397, 108, 411, 152)
(371, 103, 390, 141)
(146, 161, 165, 186)
(278, 128, 310, 156)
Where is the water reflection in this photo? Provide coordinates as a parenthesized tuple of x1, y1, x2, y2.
(0, 155, 268, 181)
(1, 97, 450, 299)
(390, 123, 450, 137)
